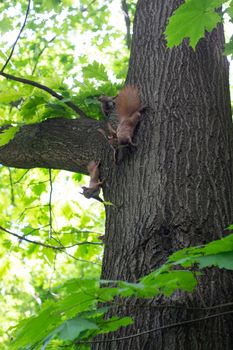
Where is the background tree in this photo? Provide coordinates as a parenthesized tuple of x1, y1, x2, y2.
(0, 0, 233, 349)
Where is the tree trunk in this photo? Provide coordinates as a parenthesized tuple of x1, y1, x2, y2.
(94, 0, 233, 349)
(0, 0, 232, 348)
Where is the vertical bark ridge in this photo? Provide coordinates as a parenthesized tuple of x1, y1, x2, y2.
(96, 0, 233, 349)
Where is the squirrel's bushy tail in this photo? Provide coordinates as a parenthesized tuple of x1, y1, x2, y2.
(116, 86, 141, 119)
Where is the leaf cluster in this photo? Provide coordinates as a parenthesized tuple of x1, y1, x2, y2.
(9, 230, 233, 349)
(165, 0, 233, 56)
(0, 0, 129, 146)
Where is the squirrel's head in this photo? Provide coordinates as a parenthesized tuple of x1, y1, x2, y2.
(81, 186, 100, 199)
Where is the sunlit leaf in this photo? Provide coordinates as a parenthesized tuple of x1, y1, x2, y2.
(82, 61, 109, 81)
(165, 0, 224, 48)
(225, 37, 233, 57)
(57, 317, 98, 341)
(0, 126, 20, 146)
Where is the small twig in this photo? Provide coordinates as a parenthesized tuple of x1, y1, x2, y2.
(64, 228, 104, 235)
(110, 300, 233, 312)
(48, 169, 53, 239)
(47, 235, 102, 266)
(8, 167, 15, 205)
(76, 310, 233, 345)
(63, 250, 101, 266)
(0, 71, 88, 118)
(121, 0, 131, 49)
(31, 36, 56, 75)
(17, 204, 49, 222)
(28, 180, 49, 186)
(0, 226, 102, 266)
(63, 241, 102, 248)
(0, 225, 68, 250)
(81, 0, 97, 12)
(23, 225, 50, 236)
(0, 225, 102, 249)
(1, 0, 31, 73)
(13, 169, 30, 184)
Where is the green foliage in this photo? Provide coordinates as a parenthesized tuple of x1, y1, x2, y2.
(165, 0, 224, 48)
(225, 37, 233, 57)
(0, 15, 13, 33)
(72, 79, 119, 120)
(8, 232, 233, 349)
(82, 61, 109, 82)
(57, 317, 98, 341)
(165, 0, 233, 54)
(0, 126, 19, 146)
(168, 233, 233, 270)
(0, 166, 104, 348)
(224, 0, 233, 56)
(0, 0, 127, 134)
(10, 277, 133, 349)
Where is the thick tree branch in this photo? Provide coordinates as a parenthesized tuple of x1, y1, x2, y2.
(0, 117, 107, 174)
(0, 71, 88, 118)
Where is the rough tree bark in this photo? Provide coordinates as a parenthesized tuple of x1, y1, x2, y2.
(0, 0, 233, 349)
(97, 0, 233, 348)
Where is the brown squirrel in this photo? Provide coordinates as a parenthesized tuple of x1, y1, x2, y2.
(99, 86, 142, 148)
(115, 85, 142, 146)
(81, 161, 103, 202)
(98, 95, 116, 119)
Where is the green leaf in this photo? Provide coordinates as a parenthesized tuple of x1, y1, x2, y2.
(0, 15, 13, 33)
(11, 290, 97, 349)
(165, 0, 223, 48)
(99, 316, 133, 333)
(119, 268, 197, 298)
(226, 1, 233, 22)
(0, 126, 20, 146)
(82, 61, 109, 81)
(168, 233, 233, 269)
(0, 91, 23, 104)
(73, 173, 83, 182)
(224, 37, 233, 57)
(32, 183, 46, 196)
(97, 287, 120, 302)
(196, 252, 233, 270)
(20, 95, 47, 122)
(0, 258, 10, 277)
(140, 270, 197, 296)
(34, 0, 61, 11)
(102, 201, 115, 206)
(57, 317, 98, 341)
